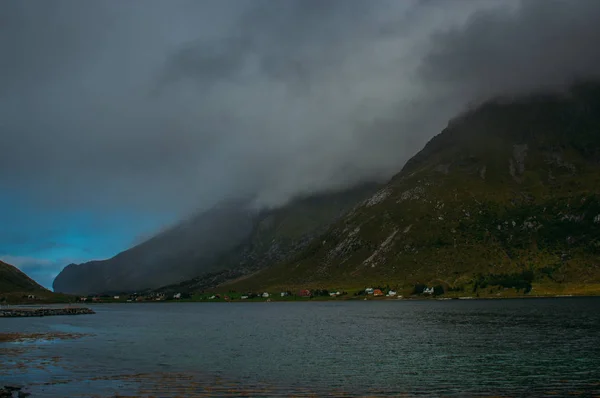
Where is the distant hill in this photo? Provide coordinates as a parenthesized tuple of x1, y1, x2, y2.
(0, 260, 47, 293)
(226, 82, 600, 296)
(53, 184, 379, 295)
(53, 199, 257, 294)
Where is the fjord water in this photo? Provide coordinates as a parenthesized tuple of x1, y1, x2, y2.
(1, 298, 599, 397)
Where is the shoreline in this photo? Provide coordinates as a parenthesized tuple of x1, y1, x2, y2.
(4, 291, 599, 306)
(181, 293, 599, 303)
(62, 293, 600, 304)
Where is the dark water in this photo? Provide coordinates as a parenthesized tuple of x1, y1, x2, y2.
(1, 298, 600, 397)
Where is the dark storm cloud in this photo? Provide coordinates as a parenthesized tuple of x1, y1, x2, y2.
(160, 0, 376, 89)
(419, 0, 600, 102)
(1, 0, 599, 220)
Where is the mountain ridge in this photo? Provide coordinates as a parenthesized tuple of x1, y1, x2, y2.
(53, 184, 379, 294)
(54, 82, 600, 297)
(221, 82, 600, 295)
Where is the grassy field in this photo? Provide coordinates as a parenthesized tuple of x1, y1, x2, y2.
(1, 291, 78, 305)
(6, 282, 598, 305)
(142, 281, 600, 303)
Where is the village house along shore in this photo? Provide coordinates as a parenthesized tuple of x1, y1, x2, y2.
(0, 307, 95, 318)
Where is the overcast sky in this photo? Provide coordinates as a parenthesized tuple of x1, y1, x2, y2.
(2, 0, 600, 287)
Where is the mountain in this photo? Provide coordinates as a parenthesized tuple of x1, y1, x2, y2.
(225, 82, 600, 296)
(53, 199, 256, 294)
(0, 260, 47, 293)
(53, 184, 379, 295)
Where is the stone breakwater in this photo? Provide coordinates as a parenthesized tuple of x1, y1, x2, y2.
(0, 307, 95, 317)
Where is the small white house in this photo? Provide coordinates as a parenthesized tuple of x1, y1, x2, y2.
(336, 291, 341, 296)
(241, 295, 249, 300)
(173, 293, 182, 299)
(280, 292, 288, 297)
(423, 287, 434, 295)
(262, 292, 270, 298)
(209, 295, 216, 299)
(329, 292, 337, 297)
(387, 290, 397, 297)
(113, 296, 120, 300)
(365, 287, 374, 294)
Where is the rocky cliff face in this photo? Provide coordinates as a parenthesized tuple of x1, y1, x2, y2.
(230, 82, 600, 294)
(52, 185, 378, 294)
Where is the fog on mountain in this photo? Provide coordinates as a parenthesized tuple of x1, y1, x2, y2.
(1, 0, 599, 217)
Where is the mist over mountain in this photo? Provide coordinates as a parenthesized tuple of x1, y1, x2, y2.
(2, 0, 600, 286)
(227, 82, 600, 294)
(53, 185, 378, 294)
(2, 0, 600, 216)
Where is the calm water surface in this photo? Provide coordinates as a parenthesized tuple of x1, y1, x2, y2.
(1, 298, 599, 397)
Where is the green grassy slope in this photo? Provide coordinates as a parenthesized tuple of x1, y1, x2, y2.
(0, 260, 47, 293)
(0, 260, 75, 303)
(0, 260, 89, 304)
(227, 82, 600, 296)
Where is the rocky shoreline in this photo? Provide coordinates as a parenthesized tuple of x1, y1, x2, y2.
(0, 307, 95, 318)
(0, 385, 30, 398)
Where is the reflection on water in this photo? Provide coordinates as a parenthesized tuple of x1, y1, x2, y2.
(1, 298, 600, 397)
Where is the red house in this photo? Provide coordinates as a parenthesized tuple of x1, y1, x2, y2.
(298, 289, 311, 297)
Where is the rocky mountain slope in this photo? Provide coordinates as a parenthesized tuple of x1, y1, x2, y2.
(149, 184, 380, 294)
(0, 260, 47, 293)
(227, 82, 600, 295)
(53, 184, 378, 294)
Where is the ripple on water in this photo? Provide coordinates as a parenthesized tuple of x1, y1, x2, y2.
(0, 299, 599, 396)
